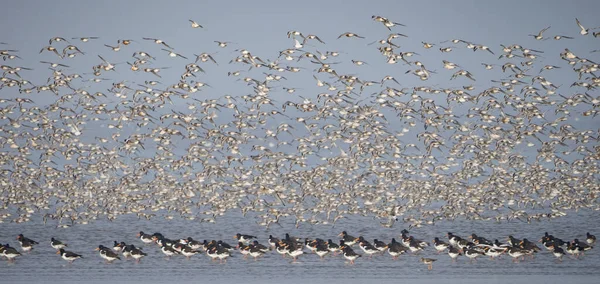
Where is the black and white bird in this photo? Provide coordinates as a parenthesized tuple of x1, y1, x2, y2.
(587, 232, 596, 245)
(128, 245, 147, 262)
(1, 244, 22, 261)
(57, 248, 82, 264)
(234, 233, 257, 245)
(51, 238, 67, 250)
(96, 245, 120, 262)
(17, 234, 38, 251)
(340, 244, 361, 264)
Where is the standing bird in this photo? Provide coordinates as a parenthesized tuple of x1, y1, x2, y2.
(586, 232, 596, 245)
(433, 237, 449, 253)
(17, 234, 38, 252)
(17, 234, 38, 246)
(234, 233, 257, 244)
(57, 248, 82, 264)
(340, 244, 361, 264)
(96, 245, 120, 262)
(420, 257, 437, 270)
(1, 244, 21, 261)
(339, 231, 357, 246)
(137, 231, 154, 244)
(448, 246, 462, 262)
(550, 245, 565, 262)
(129, 245, 147, 263)
(51, 238, 67, 250)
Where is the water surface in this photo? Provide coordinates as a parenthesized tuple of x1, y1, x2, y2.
(1, 210, 598, 283)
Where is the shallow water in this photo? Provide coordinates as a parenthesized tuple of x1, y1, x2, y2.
(1, 210, 599, 284)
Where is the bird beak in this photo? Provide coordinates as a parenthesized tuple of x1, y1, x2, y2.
(56, 251, 61, 255)
(95, 248, 99, 251)
(137, 233, 140, 237)
(338, 233, 343, 237)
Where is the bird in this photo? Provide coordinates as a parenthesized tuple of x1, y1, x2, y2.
(507, 247, 525, 263)
(189, 20, 203, 28)
(1, 244, 21, 261)
(234, 233, 258, 245)
(160, 243, 180, 257)
(340, 244, 361, 264)
(550, 245, 565, 262)
(129, 245, 147, 262)
(433, 237, 449, 253)
(17, 234, 38, 251)
(529, 26, 550, 40)
(249, 245, 266, 260)
(587, 233, 596, 245)
(448, 246, 462, 262)
(137, 231, 154, 244)
(214, 41, 235, 48)
(387, 238, 407, 260)
(161, 48, 187, 59)
(96, 245, 120, 262)
(553, 35, 574, 40)
(339, 231, 357, 246)
(39, 46, 62, 57)
(337, 32, 365, 39)
(49, 37, 69, 45)
(420, 257, 437, 270)
(72, 36, 99, 42)
(50, 238, 67, 250)
(57, 248, 82, 264)
(576, 18, 590, 35)
(181, 246, 200, 259)
(142, 38, 173, 49)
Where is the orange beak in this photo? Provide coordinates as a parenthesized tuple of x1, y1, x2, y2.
(136, 233, 141, 237)
(95, 248, 99, 251)
(56, 251, 61, 255)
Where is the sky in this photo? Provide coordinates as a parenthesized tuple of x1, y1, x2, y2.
(2, 0, 598, 98)
(1, 0, 599, 169)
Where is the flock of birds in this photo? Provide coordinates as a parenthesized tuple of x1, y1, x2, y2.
(0, 15, 599, 231)
(1, 230, 596, 270)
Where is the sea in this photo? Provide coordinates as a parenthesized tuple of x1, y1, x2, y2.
(1, 210, 599, 284)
